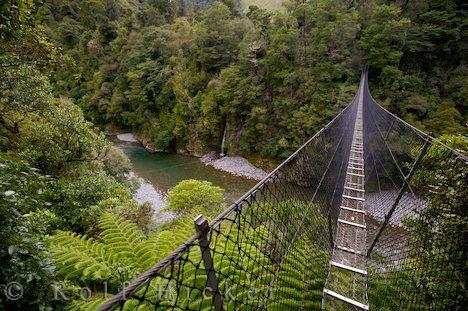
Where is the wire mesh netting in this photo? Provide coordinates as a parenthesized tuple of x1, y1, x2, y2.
(98, 70, 467, 311)
(363, 77, 467, 310)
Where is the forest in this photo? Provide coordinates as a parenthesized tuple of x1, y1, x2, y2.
(37, 0, 467, 159)
(0, 0, 466, 310)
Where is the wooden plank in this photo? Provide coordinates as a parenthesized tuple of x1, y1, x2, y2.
(342, 194, 365, 201)
(340, 205, 366, 214)
(338, 219, 366, 229)
(347, 172, 365, 177)
(323, 289, 369, 310)
(336, 245, 363, 255)
(344, 186, 364, 192)
(330, 261, 367, 275)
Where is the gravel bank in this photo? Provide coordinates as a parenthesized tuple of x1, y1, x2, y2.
(116, 133, 138, 142)
(127, 172, 175, 223)
(201, 152, 268, 180)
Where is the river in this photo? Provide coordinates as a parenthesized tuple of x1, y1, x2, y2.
(117, 142, 258, 212)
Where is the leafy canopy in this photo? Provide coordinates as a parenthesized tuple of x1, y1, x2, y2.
(166, 179, 225, 214)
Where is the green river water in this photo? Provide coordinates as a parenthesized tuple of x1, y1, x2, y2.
(118, 142, 258, 206)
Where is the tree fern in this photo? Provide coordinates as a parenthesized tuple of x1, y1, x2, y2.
(48, 211, 197, 309)
(48, 231, 114, 282)
(66, 299, 108, 311)
(49, 201, 331, 310)
(99, 212, 155, 271)
(269, 240, 329, 310)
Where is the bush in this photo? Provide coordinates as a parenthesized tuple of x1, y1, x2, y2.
(102, 147, 132, 182)
(166, 179, 225, 215)
(47, 173, 133, 233)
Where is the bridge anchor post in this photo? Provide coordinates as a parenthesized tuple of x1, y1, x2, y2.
(194, 214, 224, 311)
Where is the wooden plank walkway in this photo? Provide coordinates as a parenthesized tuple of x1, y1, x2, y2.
(322, 76, 369, 310)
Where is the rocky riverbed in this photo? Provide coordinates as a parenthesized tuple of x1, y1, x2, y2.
(127, 172, 175, 223)
(200, 152, 268, 180)
(116, 133, 139, 142)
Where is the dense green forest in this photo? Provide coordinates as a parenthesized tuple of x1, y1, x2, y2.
(38, 0, 467, 159)
(0, 0, 466, 309)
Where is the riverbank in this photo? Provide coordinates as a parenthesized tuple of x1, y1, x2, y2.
(200, 152, 268, 180)
(116, 141, 257, 218)
(116, 133, 138, 142)
(127, 172, 175, 224)
(113, 133, 268, 181)
(111, 132, 162, 152)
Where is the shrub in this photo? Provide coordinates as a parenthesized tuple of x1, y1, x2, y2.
(166, 179, 225, 215)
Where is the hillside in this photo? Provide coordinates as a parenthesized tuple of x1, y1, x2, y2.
(241, 0, 284, 12)
(1, 0, 466, 310)
(33, 0, 466, 161)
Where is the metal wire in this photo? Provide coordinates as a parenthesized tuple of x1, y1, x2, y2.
(363, 74, 467, 310)
(98, 70, 467, 311)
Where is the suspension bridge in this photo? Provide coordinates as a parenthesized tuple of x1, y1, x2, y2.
(98, 69, 467, 310)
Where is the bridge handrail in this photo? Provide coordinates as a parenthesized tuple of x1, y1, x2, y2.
(98, 69, 467, 310)
(98, 80, 358, 311)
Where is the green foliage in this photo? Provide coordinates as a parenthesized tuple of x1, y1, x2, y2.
(0, 0, 38, 40)
(0, 137, 138, 309)
(18, 99, 110, 174)
(0, 55, 52, 134)
(102, 147, 132, 181)
(194, 2, 243, 73)
(46, 199, 331, 311)
(48, 212, 170, 286)
(48, 173, 133, 233)
(77, 201, 329, 311)
(50, 231, 116, 281)
(1, 4, 142, 308)
(0, 156, 65, 309)
(166, 179, 225, 214)
(1, 0, 466, 309)
(37, 0, 465, 159)
(0, 0, 66, 72)
(360, 4, 410, 68)
(38, 0, 361, 158)
(365, 1, 466, 134)
(47, 211, 196, 306)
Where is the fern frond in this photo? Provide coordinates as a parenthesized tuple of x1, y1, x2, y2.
(66, 298, 108, 311)
(48, 231, 114, 282)
(99, 212, 146, 269)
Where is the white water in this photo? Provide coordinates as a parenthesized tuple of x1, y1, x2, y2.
(220, 122, 227, 157)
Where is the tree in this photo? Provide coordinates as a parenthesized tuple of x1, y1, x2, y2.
(0, 0, 38, 40)
(0, 55, 52, 135)
(1, 0, 64, 70)
(403, 0, 465, 69)
(166, 179, 225, 215)
(17, 99, 110, 174)
(360, 4, 410, 69)
(194, 3, 245, 73)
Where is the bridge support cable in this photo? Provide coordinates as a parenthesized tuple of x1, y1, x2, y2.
(362, 70, 467, 309)
(322, 72, 369, 310)
(326, 142, 350, 251)
(97, 67, 466, 311)
(367, 137, 431, 256)
(367, 104, 415, 195)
